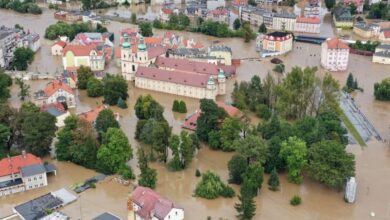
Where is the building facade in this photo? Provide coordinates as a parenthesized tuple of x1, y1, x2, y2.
(333, 7, 354, 28)
(51, 41, 67, 56)
(295, 16, 321, 33)
(128, 186, 184, 220)
(0, 26, 22, 69)
(206, 8, 230, 24)
(272, 12, 296, 32)
(34, 80, 76, 108)
(62, 44, 105, 71)
(353, 22, 381, 38)
(0, 152, 54, 197)
(257, 32, 293, 57)
(372, 44, 390, 64)
(321, 38, 350, 71)
(208, 45, 232, 65)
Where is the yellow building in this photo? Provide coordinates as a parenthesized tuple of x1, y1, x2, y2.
(62, 44, 105, 71)
(333, 7, 353, 28)
(208, 45, 232, 65)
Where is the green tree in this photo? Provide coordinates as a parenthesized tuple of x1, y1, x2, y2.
(240, 163, 264, 198)
(235, 135, 268, 165)
(279, 137, 307, 184)
(290, 195, 302, 206)
(168, 131, 195, 170)
(168, 134, 181, 171)
(349, 3, 357, 15)
(15, 78, 30, 101)
(95, 108, 120, 135)
(196, 99, 226, 141)
(0, 71, 12, 101)
(0, 124, 10, 159)
(97, 128, 133, 174)
(77, 66, 94, 89)
(12, 47, 34, 71)
(172, 100, 179, 112)
(134, 95, 164, 120)
(268, 168, 280, 191)
(139, 22, 153, 37)
(131, 13, 137, 24)
(273, 64, 285, 74)
(233, 18, 241, 30)
(178, 100, 187, 113)
(86, 77, 103, 97)
(228, 154, 248, 184)
(307, 140, 355, 190)
(242, 22, 253, 43)
(81, 0, 91, 10)
(235, 194, 256, 220)
(138, 148, 158, 188)
(258, 23, 267, 33)
(220, 117, 241, 151)
(55, 115, 78, 161)
(22, 112, 56, 157)
(374, 78, 390, 101)
(103, 74, 128, 105)
(139, 119, 171, 162)
(194, 170, 235, 199)
(346, 73, 354, 91)
(117, 97, 128, 109)
(325, 0, 336, 10)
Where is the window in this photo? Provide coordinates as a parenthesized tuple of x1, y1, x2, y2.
(28, 178, 31, 182)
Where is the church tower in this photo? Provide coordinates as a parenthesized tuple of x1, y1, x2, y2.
(217, 69, 226, 95)
(121, 33, 134, 81)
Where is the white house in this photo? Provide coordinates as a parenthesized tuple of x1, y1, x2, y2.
(0, 151, 55, 197)
(34, 80, 76, 108)
(128, 186, 184, 220)
(372, 43, 390, 64)
(51, 41, 67, 56)
(321, 38, 350, 71)
(295, 16, 321, 34)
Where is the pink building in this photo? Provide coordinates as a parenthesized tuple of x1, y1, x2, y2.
(295, 17, 321, 34)
(321, 38, 350, 71)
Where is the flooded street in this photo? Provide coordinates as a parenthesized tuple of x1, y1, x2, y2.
(1, 4, 390, 220)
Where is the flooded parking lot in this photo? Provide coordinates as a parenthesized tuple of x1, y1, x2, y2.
(1, 4, 390, 220)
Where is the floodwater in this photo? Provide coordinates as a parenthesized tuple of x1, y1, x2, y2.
(1, 4, 390, 220)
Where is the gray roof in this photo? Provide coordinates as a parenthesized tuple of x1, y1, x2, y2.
(374, 50, 390, 58)
(21, 164, 46, 177)
(46, 107, 66, 117)
(334, 7, 353, 21)
(377, 44, 390, 50)
(14, 193, 63, 220)
(209, 45, 232, 53)
(93, 212, 121, 220)
(44, 163, 57, 173)
(273, 12, 296, 19)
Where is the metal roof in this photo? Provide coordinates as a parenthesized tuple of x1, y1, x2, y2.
(21, 164, 46, 177)
(93, 212, 121, 220)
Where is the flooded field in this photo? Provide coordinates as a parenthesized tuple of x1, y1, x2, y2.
(1, 5, 390, 220)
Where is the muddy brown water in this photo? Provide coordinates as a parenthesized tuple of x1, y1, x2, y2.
(1, 6, 390, 220)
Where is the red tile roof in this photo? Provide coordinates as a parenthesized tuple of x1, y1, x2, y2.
(383, 30, 390, 38)
(131, 186, 174, 220)
(78, 105, 107, 123)
(161, 8, 173, 14)
(155, 57, 220, 75)
(53, 41, 66, 48)
(63, 44, 96, 56)
(43, 80, 74, 97)
(182, 102, 242, 131)
(115, 47, 121, 58)
(326, 38, 349, 49)
(148, 46, 167, 59)
(209, 8, 229, 16)
(0, 153, 42, 177)
(296, 16, 320, 24)
(136, 66, 210, 88)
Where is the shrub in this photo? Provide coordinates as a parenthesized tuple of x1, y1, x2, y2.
(220, 185, 235, 198)
(255, 104, 272, 120)
(290, 195, 301, 206)
(118, 165, 134, 180)
(90, 182, 96, 188)
(374, 78, 390, 101)
(178, 100, 187, 113)
(195, 169, 201, 177)
(117, 97, 128, 109)
(172, 100, 179, 112)
(194, 170, 235, 199)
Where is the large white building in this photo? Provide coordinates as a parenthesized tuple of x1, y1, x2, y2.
(0, 152, 56, 197)
(321, 38, 350, 71)
(295, 17, 321, 34)
(372, 44, 390, 64)
(272, 12, 296, 32)
(128, 186, 184, 220)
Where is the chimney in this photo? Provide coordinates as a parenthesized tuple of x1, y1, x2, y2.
(22, 150, 27, 159)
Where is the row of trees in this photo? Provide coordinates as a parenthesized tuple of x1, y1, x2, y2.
(152, 13, 190, 31)
(77, 66, 129, 107)
(0, 0, 42, 14)
(81, 0, 117, 11)
(192, 20, 255, 42)
(349, 40, 380, 52)
(374, 78, 390, 101)
(45, 22, 108, 41)
(343, 73, 362, 93)
(0, 101, 56, 158)
(367, 2, 390, 20)
(56, 109, 134, 178)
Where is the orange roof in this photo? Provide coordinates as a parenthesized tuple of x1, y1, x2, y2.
(53, 41, 66, 48)
(0, 153, 42, 177)
(296, 16, 320, 24)
(216, 101, 241, 117)
(78, 105, 107, 123)
(43, 80, 74, 97)
(383, 30, 390, 38)
(326, 38, 349, 49)
(63, 44, 96, 56)
(145, 37, 163, 45)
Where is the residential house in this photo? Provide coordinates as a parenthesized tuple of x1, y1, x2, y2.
(353, 22, 381, 38)
(372, 43, 390, 64)
(34, 80, 76, 108)
(0, 151, 56, 197)
(272, 12, 296, 32)
(321, 38, 350, 71)
(0, 26, 22, 69)
(22, 33, 41, 52)
(159, 8, 179, 22)
(51, 41, 67, 56)
(78, 105, 119, 125)
(379, 29, 390, 42)
(62, 44, 105, 71)
(128, 186, 184, 220)
(304, 0, 321, 18)
(333, 7, 354, 28)
(257, 32, 293, 57)
(183, 101, 243, 131)
(295, 16, 321, 34)
(40, 102, 70, 127)
(206, 8, 230, 24)
(232, 0, 248, 7)
(208, 45, 232, 65)
(60, 69, 77, 88)
(207, 0, 226, 10)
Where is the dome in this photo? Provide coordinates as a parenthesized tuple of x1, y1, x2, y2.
(122, 42, 131, 49)
(138, 36, 146, 51)
(207, 76, 215, 85)
(218, 69, 225, 78)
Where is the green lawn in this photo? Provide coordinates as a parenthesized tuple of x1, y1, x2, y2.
(339, 111, 366, 147)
